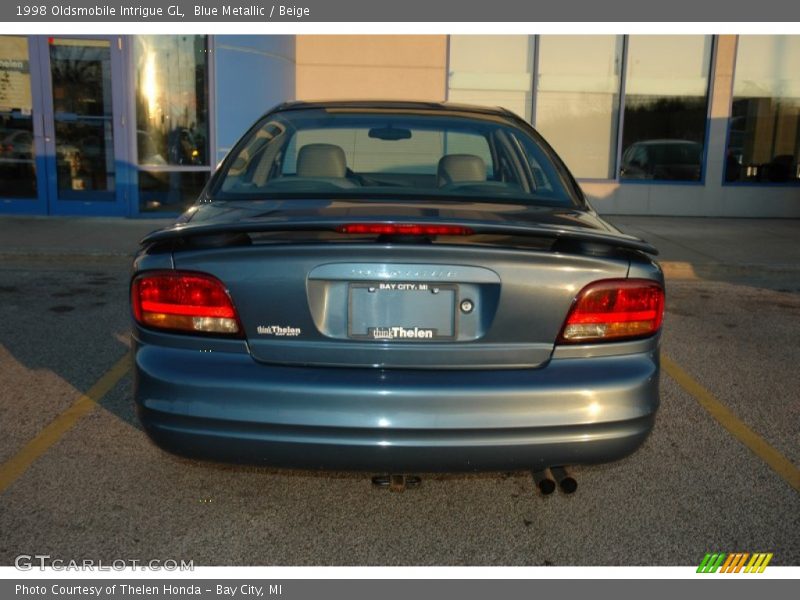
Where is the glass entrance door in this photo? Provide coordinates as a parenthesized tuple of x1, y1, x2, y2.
(0, 35, 47, 214)
(39, 37, 127, 215)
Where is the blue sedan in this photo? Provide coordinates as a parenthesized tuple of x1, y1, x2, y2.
(131, 101, 663, 490)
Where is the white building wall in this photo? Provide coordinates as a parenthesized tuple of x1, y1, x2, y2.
(214, 36, 296, 165)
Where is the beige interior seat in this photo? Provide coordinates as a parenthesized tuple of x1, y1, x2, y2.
(437, 154, 486, 187)
(296, 143, 348, 178)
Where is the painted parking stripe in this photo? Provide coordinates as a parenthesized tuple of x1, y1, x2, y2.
(0, 352, 131, 495)
(662, 354, 800, 493)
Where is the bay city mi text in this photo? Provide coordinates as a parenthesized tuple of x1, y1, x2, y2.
(16, 4, 311, 18)
(16, 584, 283, 597)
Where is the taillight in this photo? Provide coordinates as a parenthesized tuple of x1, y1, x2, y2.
(337, 223, 473, 236)
(131, 271, 241, 336)
(558, 279, 664, 344)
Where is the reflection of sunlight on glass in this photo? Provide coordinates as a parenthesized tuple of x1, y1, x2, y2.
(378, 418, 390, 428)
(142, 50, 159, 119)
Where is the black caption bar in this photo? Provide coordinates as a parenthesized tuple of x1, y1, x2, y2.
(2, 0, 800, 22)
(2, 579, 792, 600)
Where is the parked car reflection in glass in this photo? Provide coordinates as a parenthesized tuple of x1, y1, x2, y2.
(620, 139, 703, 181)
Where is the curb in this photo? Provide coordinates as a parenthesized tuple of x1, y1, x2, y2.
(660, 261, 800, 281)
(0, 248, 135, 257)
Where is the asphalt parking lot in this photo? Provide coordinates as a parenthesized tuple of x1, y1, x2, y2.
(0, 217, 798, 566)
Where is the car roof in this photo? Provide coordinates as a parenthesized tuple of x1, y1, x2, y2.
(270, 100, 520, 120)
(631, 139, 702, 147)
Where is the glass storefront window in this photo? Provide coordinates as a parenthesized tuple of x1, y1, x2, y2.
(447, 35, 534, 120)
(0, 36, 36, 198)
(139, 170, 209, 212)
(134, 35, 209, 166)
(135, 35, 210, 214)
(725, 36, 800, 184)
(536, 36, 623, 179)
(620, 35, 712, 182)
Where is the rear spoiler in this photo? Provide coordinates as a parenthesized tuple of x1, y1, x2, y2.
(141, 218, 658, 255)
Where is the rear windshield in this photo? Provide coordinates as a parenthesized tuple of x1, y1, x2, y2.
(212, 108, 577, 206)
(650, 143, 703, 165)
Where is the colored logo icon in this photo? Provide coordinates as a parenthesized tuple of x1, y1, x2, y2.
(697, 552, 773, 573)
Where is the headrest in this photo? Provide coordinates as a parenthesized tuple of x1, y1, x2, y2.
(437, 154, 487, 187)
(296, 143, 348, 178)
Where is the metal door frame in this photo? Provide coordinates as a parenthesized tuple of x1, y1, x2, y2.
(35, 34, 130, 216)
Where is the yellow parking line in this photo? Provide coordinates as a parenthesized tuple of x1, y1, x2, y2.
(0, 352, 131, 494)
(4, 350, 797, 496)
(660, 261, 699, 280)
(662, 354, 800, 493)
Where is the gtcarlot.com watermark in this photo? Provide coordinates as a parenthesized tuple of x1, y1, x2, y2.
(14, 554, 194, 571)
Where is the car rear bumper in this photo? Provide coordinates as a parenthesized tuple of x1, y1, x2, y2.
(133, 343, 659, 472)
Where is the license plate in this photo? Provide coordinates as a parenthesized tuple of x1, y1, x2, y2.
(348, 282, 457, 341)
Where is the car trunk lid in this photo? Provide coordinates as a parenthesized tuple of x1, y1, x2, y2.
(155, 200, 649, 369)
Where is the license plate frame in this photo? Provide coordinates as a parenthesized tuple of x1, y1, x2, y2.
(347, 281, 458, 341)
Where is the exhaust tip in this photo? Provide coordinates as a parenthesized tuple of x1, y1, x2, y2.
(539, 478, 557, 495)
(531, 469, 556, 495)
(371, 474, 421, 492)
(550, 466, 578, 494)
(559, 476, 578, 494)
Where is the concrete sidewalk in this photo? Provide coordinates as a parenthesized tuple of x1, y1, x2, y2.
(0, 214, 798, 282)
(0, 215, 172, 257)
(607, 216, 800, 282)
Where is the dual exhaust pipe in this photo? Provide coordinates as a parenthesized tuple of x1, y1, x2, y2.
(370, 467, 577, 495)
(532, 466, 577, 495)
